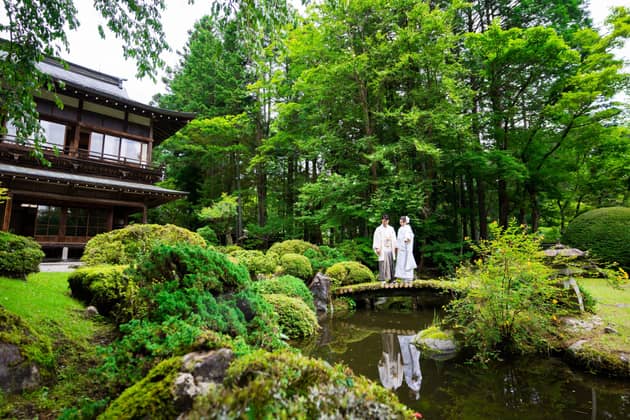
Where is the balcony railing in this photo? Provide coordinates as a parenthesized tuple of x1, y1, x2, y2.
(0, 136, 163, 184)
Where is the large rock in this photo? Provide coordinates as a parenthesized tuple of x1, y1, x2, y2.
(413, 327, 458, 361)
(309, 272, 331, 313)
(0, 342, 41, 393)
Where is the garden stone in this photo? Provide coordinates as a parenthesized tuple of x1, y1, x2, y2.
(85, 306, 99, 318)
(309, 272, 331, 313)
(0, 342, 41, 393)
(413, 328, 458, 361)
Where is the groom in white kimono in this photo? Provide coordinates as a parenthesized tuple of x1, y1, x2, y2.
(373, 214, 396, 283)
(395, 215, 417, 283)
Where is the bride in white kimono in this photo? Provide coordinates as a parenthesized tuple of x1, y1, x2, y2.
(395, 216, 417, 283)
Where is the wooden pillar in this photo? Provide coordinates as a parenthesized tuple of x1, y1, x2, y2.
(142, 204, 147, 224)
(106, 208, 114, 231)
(2, 193, 12, 231)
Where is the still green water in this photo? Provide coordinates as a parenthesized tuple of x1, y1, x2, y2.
(295, 308, 630, 419)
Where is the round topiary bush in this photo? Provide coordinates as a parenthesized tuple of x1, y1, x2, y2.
(563, 207, 630, 269)
(229, 249, 278, 279)
(68, 265, 134, 322)
(261, 294, 318, 339)
(279, 253, 313, 281)
(268, 239, 320, 257)
(81, 224, 206, 266)
(0, 231, 45, 278)
(325, 261, 376, 287)
(251, 275, 315, 311)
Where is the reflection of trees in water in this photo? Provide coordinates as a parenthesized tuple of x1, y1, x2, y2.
(296, 318, 377, 355)
(378, 333, 422, 400)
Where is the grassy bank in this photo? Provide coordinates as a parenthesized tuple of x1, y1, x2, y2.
(0, 272, 114, 419)
(578, 277, 630, 352)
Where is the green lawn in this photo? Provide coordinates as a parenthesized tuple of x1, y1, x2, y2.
(578, 277, 630, 351)
(0, 272, 114, 419)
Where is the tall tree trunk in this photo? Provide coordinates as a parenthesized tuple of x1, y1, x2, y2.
(477, 178, 488, 239)
(529, 187, 540, 231)
(467, 174, 478, 240)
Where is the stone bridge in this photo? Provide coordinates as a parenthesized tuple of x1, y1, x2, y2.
(332, 279, 465, 309)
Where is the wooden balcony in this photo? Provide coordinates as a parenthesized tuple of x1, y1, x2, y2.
(0, 139, 163, 184)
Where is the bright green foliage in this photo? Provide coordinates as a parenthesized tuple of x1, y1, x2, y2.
(325, 261, 376, 288)
(67, 265, 134, 322)
(261, 294, 318, 339)
(0, 231, 44, 278)
(251, 275, 315, 311)
(229, 249, 278, 279)
(81, 224, 206, 266)
(188, 350, 414, 418)
(304, 246, 349, 273)
(268, 239, 320, 257)
(99, 357, 182, 420)
(443, 221, 560, 362)
(98, 244, 283, 389)
(196, 225, 219, 246)
(279, 253, 313, 281)
(0, 306, 54, 381)
(337, 238, 378, 271)
(562, 207, 630, 269)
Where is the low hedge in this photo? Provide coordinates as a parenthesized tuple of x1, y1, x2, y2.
(67, 265, 133, 322)
(81, 224, 206, 266)
(229, 249, 278, 279)
(251, 275, 315, 311)
(261, 294, 318, 339)
(563, 207, 630, 269)
(325, 261, 375, 288)
(279, 253, 313, 281)
(268, 239, 320, 257)
(0, 231, 44, 278)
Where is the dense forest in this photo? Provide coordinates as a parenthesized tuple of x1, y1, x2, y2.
(150, 0, 629, 272)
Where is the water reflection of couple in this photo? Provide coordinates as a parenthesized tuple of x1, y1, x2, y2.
(378, 333, 422, 400)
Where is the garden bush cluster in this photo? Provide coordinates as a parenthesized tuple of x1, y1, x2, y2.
(563, 207, 630, 270)
(0, 231, 44, 278)
(81, 224, 206, 266)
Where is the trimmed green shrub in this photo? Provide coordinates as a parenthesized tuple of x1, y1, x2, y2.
(229, 249, 278, 279)
(262, 294, 318, 338)
(563, 207, 630, 269)
(251, 275, 315, 311)
(196, 225, 219, 246)
(81, 224, 206, 266)
(191, 350, 414, 418)
(325, 261, 376, 287)
(304, 245, 348, 272)
(279, 253, 313, 281)
(0, 231, 44, 278)
(67, 265, 134, 321)
(268, 239, 320, 257)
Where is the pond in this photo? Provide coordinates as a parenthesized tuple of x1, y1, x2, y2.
(295, 307, 630, 419)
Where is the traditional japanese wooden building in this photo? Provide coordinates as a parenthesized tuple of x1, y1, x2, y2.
(0, 58, 194, 258)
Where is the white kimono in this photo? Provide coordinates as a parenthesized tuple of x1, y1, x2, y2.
(373, 223, 396, 281)
(395, 224, 417, 282)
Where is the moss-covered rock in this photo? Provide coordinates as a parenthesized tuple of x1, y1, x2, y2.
(82, 224, 206, 266)
(0, 306, 54, 393)
(100, 357, 183, 419)
(413, 326, 458, 361)
(563, 207, 630, 269)
(564, 339, 630, 378)
(268, 239, 320, 257)
(67, 265, 134, 322)
(186, 350, 414, 419)
(325, 261, 376, 288)
(251, 275, 315, 311)
(0, 231, 44, 278)
(261, 294, 318, 339)
(279, 253, 313, 281)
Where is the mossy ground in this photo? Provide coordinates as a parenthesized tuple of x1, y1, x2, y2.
(0, 272, 115, 419)
(565, 278, 630, 376)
